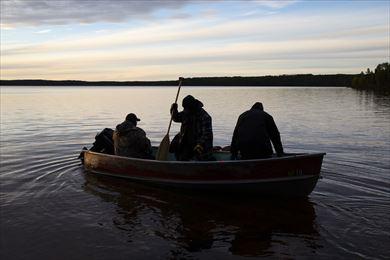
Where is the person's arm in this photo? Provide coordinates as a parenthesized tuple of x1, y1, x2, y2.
(144, 138, 153, 159)
(230, 116, 242, 159)
(170, 103, 183, 122)
(195, 113, 213, 154)
(265, 114, 284, 156)
(112, 131, 119, 155)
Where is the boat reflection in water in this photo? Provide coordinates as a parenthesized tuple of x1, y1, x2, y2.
(83, 173, 321, 258)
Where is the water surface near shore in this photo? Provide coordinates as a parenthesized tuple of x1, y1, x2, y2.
(1, 86, 389, 259)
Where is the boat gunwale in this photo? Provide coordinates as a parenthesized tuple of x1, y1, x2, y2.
(84, 151, 326, 165)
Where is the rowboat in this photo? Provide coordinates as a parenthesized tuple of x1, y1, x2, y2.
(82, 149, 325, 197)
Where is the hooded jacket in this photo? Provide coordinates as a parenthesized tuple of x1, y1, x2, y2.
(171, 99, 213, 160)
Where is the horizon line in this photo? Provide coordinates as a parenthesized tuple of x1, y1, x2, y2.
(0, 73, 359, 83)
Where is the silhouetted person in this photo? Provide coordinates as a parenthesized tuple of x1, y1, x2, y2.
(170, 95, 213, 161)
(79, 128, 114, 162)
(230, 102, 284, 160)
(113, 113, 153, 159)
(90, 128, 115, 154)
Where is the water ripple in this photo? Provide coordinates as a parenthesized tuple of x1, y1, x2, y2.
(1, 86, 389, 259)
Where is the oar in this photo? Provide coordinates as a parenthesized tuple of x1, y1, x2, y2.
(155, 77, 183, 160)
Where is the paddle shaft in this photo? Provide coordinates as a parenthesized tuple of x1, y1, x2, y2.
(166, 78, 182, 135)
(155, 78, 183, 160)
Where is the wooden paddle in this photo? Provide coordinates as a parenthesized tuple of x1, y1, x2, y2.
(155, 77, 183, 160)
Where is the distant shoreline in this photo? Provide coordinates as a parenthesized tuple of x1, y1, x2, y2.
(0, 74, 356, 87)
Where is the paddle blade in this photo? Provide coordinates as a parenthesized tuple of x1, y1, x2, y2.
(156, 134, 170, 161)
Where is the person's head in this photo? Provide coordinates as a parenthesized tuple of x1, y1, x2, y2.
(251, 102, 264, 111)
(182, 95, 203, 112)
(125, 113, 140, 126)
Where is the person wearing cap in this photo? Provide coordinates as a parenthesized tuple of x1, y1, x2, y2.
(170, 95, 214, 161)
(230, 102, 284, 160)
(113, 113, 153, 159)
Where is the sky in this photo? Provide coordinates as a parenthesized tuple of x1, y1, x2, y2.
(0, 0, 389, 81)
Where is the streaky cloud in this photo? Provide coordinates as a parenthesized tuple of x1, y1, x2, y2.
(0, 0, 299, 27)
(35, 29, 52, 34)
(253, 0, 298, 9)
(1, 1, 388, 80)
(0, 0, 192, 27)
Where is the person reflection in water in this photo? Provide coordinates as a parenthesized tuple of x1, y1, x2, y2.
(230, 102, 284, 160)
(83, 174, 319, 258)
(113, 113, 153, 159)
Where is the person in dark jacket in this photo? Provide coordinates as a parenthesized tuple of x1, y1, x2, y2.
(113, 113, 153, 159)
(90, 128, 115, 155)
(170, 95, 213, 161)
(230, 102, 284, 160)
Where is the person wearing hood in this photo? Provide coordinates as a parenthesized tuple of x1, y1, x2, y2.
(230, 102, 284, 160)
(170, 95, 213, 161)
(113, 113, 153, 159)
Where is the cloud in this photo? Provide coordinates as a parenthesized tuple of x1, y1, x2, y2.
(0, 0, 300, 27)
(253, 0, 298, 9)
(0, 0, 192, 27)
(1, 2, 387, 80)
(2, 10, 387, 56)
(35, 29, 52, 34)
(2, 32, 386, 80)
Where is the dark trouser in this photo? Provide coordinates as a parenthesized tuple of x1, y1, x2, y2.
(176, 143, 214, 161)
(170, 133, 214, 161)
(176, 145, 194, 161)
(240, 150, 272, 160)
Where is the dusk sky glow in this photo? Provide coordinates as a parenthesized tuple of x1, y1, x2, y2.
(1, 0, 389, 81)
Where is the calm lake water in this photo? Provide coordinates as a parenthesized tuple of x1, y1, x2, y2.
(1, 86, 389, 259)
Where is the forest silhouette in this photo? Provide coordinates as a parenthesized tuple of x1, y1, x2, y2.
(2, 63, 388, 91)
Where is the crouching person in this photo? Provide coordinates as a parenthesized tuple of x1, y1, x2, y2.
(170, 95, 214, 161)
(113, 113, 154, 159)
(231, 102, 284, 160)
(90, 128, 115, 154)
(79, 128, 114, 162)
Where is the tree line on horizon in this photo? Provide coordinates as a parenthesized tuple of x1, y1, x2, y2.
(0, 74, 356, 87)
(350, 62, 390, 92)
(1, 64, 388, 89)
